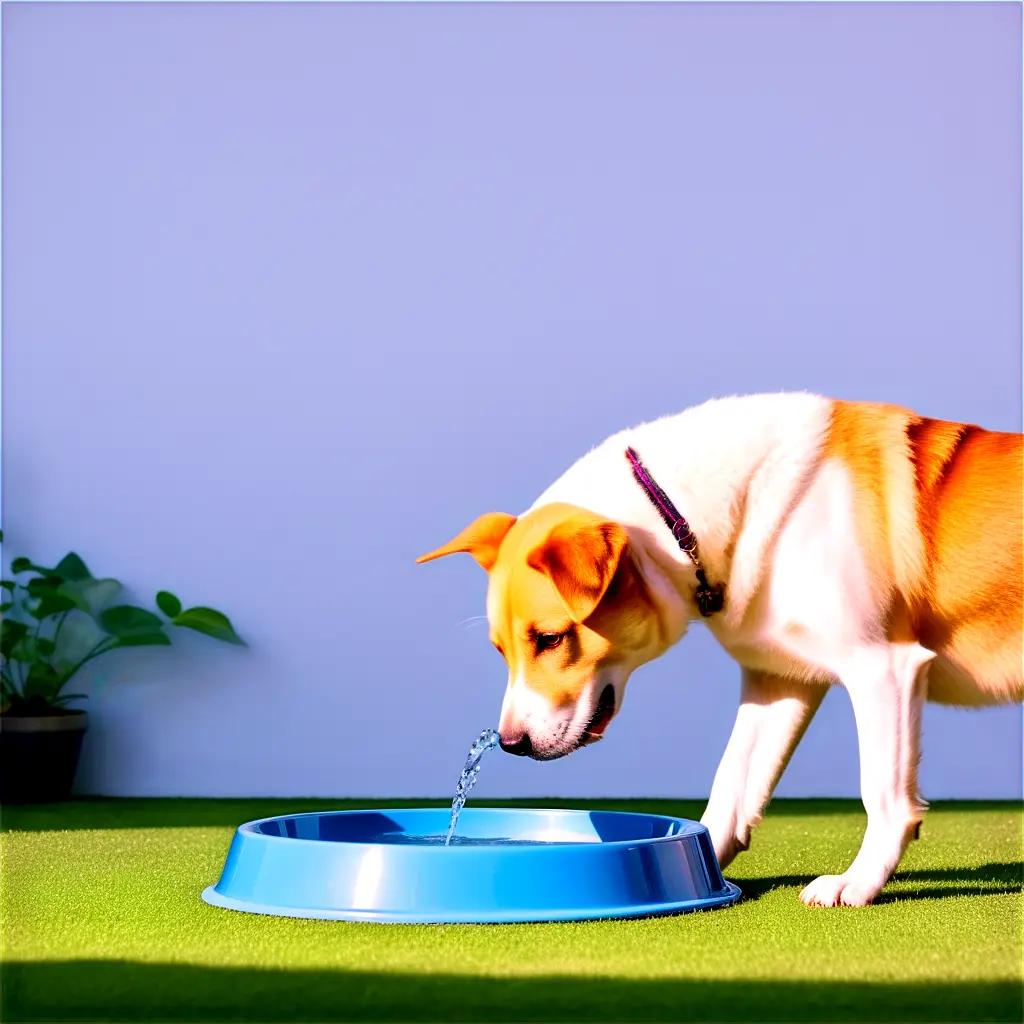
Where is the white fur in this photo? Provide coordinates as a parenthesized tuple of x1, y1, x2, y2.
(701, 668, 828, 867)
(512, 393, 960, 906)
(499, 668, 622, 760)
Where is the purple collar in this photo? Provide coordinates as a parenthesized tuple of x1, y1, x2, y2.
(625, 447, 725, 617)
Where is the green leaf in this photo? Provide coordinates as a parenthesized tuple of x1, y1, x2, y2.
(26, 662, 61, 683)
(1, 581, 16, 592)
(57, 577, 121, 616)
(23, 662, 62, 701)
(18, 560, 61, 578)
(9, 554, 92, 582)
(51, 615, 106, 672)
(173, 607, 245, 646)
(156, 591, 182, 618)
(110, 632, 171, 648)
(1, 619, 29, 659)
(53, 552, 92, 581)
(11, 635, 55, 667)
(51, 693, 88, 705)
(26, 576, 62, 595)
(27, 592, 78, 620)
(100, 605, 166, 637)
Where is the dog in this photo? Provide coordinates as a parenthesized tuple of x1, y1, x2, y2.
(418, 394, 1022, 906)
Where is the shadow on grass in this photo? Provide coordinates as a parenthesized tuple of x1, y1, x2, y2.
(5, 798, 1020, 833)
(735, 861, 1024, 903)
(3, 960, 1021, 1023)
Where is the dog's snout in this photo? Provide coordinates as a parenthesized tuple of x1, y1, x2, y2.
(499, 728, 533, 757)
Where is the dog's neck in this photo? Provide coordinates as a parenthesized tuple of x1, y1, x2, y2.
(528, 394, 831, 643)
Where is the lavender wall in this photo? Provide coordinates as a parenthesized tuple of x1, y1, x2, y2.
(3, 2, 1020, 798)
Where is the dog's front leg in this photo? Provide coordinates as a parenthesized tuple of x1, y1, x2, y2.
(701, 668, 828, 868)
(801, 643, 935, 908)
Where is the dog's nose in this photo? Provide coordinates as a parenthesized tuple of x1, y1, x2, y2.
(499, 729, 533, 757)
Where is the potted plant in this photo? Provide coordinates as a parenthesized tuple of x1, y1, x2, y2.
(0, 533, 245, 802)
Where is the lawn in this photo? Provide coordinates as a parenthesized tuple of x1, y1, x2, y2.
(2, 798, 1021, 1023)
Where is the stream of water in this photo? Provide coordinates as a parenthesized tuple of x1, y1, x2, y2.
(444, 728, 500, 846)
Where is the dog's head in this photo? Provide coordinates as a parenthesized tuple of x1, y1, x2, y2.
(418, 503, 668, 759)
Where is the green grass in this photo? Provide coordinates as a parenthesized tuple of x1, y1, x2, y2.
(2, 798, 1021, 1022)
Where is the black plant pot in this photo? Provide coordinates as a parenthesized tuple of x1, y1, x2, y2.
(0, 710, 88, 803)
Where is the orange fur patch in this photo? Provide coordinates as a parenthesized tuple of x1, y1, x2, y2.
(489, 505, 659, 706)
(825, 401, 927, 611)
(912, 422, 1022, 700)
(828, 401, 1022, 701)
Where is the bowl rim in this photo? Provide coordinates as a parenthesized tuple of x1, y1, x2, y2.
(234, 806, 710, 852)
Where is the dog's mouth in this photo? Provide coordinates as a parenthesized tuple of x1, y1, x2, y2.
(580, 685, 616, 745)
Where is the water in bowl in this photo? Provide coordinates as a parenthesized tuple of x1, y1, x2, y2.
(444, 728, 500, 846)
(373, 833, 547, 846)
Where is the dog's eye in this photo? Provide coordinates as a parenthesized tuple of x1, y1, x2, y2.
(534, 630, 566, 653)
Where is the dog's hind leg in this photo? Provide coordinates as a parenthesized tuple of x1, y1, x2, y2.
(701, 668, 828, 869)
(800, 642, 935, 907)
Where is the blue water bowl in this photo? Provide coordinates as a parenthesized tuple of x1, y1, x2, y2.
(201, 808, 741, 924)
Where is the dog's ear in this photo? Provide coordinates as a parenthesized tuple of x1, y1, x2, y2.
(416, 512, 518, 572)
(527, 518, 628, 622)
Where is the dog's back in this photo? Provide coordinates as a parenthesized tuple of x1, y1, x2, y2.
(913, 419, 1021, 703)
(829, 401, 1022, 704)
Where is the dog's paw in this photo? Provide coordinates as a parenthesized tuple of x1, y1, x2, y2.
(800, 874, 848, 907)
(835, 877, 882, 907)
(800, 873, 880, 907)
